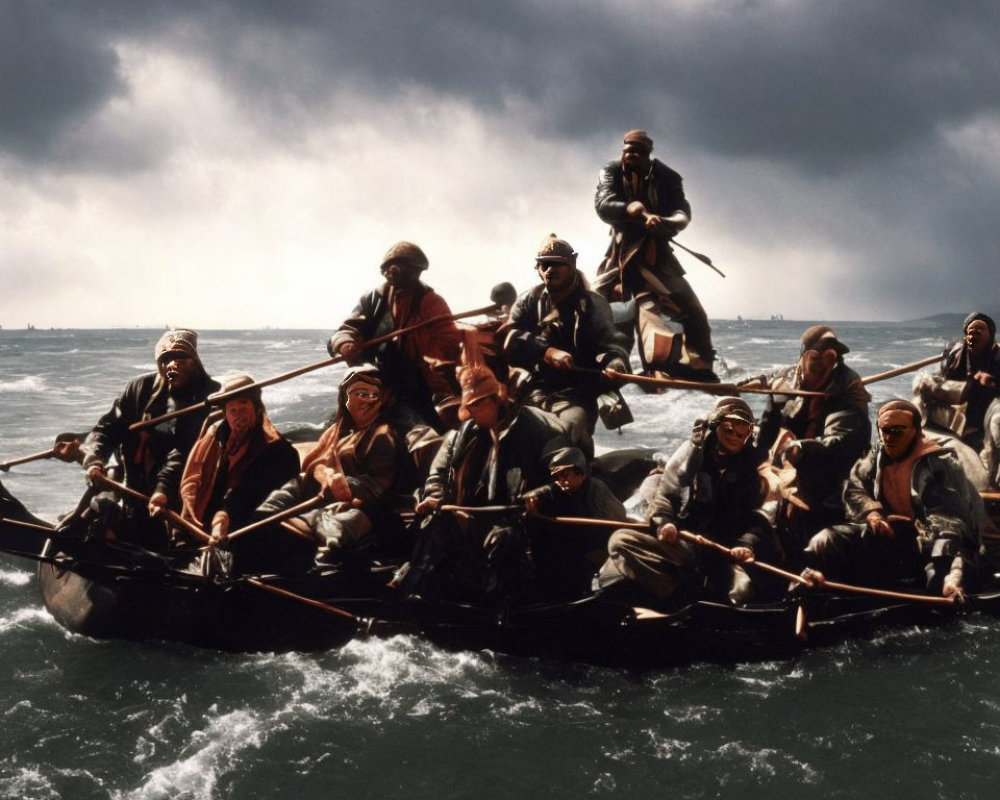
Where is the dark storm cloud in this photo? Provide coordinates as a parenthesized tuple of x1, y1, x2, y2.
(5, 0, 999, 175)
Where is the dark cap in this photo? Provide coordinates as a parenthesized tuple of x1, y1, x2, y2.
(380, 241, 429, 272)
(209, 373, 262, 407)
(800, 325, 850, 356)
(623, 129, 653, 151)
(710, 397, 755, 427)
(547, 446, 588, 475)
(536, 233, 577, 264)
(155, 329, 200, 363)
(878, 398, 922, 430)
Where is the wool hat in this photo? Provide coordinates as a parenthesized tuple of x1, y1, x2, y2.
(380, 241, 429, 272)
(877, 398, 922, 430)
(547, 446, 588, 475)
(457, 364, 502, 421)
(155, 329, 200, 363)
(800, 325, 850, 356)
(963, 312, 996, 339)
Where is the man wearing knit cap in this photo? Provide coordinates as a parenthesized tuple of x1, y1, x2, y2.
(399, 362, 571, 602)
(754, 325, 871, 558)
(504, 233, 630, 457)
(76, 329, 220, 550)
(914, 311, 1000, 453)
(802, 399, 982, 602)
(328, 241, 462, 433)
(593, 130, 716, 381)
(595, 397, 781, 607)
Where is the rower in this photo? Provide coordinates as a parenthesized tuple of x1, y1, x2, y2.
(503, 233, 630, 458)
(71, 329, 221, 550)
(803, 399, 982, 602)
(327, 241, 462, 433)
(594, 397, 781, 608)
(754, 325, 871, 559)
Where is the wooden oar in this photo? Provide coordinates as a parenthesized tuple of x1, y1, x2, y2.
(860, 354, 944, 386)
(225, 494, 326, 542)
(0, 515, 55, 534)
(670, 238, 726, 278)
(244, 577, 361, 623)
(130, 302, 500, 432)
(801, 569, 956, 606)
(980, 491, 1000, 502)
(1, 433, 81, 472)
(92, 474, 213, 545)
(676, 530, 808, 586)
(604, 369, 825, 398)
(440, 504, 523, 514)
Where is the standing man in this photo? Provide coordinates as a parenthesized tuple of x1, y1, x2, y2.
(503, 234, 629, 457)
(594, 129, 716, 381)
(755, 325, 871, 557)
(328, 241, 462, 432)
(79, 329, 221, 549)
(803, 399, 981, 601)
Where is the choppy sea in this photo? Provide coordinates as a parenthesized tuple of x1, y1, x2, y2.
(3, 320, 1000, 799)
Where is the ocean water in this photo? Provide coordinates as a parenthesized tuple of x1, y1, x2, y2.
(3, 320, 1000, 800)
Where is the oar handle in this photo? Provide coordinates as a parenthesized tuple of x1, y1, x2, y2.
(226, 494, 326, 542)
(531, 512, 647, 531)
(0, 515, 55, 533)
(677, 530, 808, 585)
(440, 504, 523, 514)
(817, 576, 956, 606)
(606, 370, 825, 398)
(670, 239, 726, 278)
(0, 447, 57, 471)
(245, 577, 360, 622)
(92, 474, 213, 544)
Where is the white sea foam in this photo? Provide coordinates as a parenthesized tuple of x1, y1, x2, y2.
(0, 568, 31, 587)
(0, 375, 46, 393)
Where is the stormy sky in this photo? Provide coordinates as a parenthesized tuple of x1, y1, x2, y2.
(2, 0, 998, 329)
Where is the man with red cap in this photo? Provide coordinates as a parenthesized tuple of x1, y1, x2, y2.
(593, 130, 716, 381)
(399, 361, 570, 602)
(328, 241, 462, 433)
(75, 329, 220, 549)
(755, 325, 871, 557)
(802, 399, 982, 601)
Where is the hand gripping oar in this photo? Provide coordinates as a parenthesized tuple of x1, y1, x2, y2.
(670, 239, 726, 278)
(92, 474, 213, 545)
(860, 354, 944, 386)
(603, 369, 826, 398)
(675, 530, 808, 586)
(799, 568, 957, 607)
(130, 303, 500, 432)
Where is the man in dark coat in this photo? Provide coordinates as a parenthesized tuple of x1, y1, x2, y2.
(595, 398, 780, 607)
(914, 311, 1000, 454)
(398, 362, 570, 602)
(77, 329, 221, 549)
(328, 241, 462, 433)
(755, 325, 871, 558)
(803, 399, 982, 601)
(503, 234, 629, 457)
(177, 374, 299, 543)
(593, 129, 715, 380)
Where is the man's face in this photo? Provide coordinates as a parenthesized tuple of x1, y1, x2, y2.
(344, 379, 384, 428)
(797, 349, 833, 390)
(225, 397, 257, 436)
(159, 353, 198, 392)
(621, 143, 651, 174)
(466, 394, 501, 430)
(381, 259, 421, 288)
(966, 320, 992, 356)
(715, 419, 753, 455)
(552, 466, 586, 496)
(536, 259, 575, 293)
(878, 409, 920, 460)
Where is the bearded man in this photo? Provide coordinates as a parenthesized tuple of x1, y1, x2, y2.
(593, 129, 715, 380)
(755, 325, 871, 556)
(803, 400, 982, 601)
(328, 241, 462, 432)
(77, 329, 220, 549)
